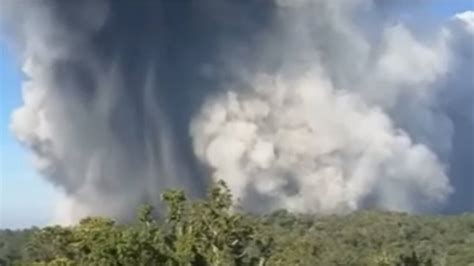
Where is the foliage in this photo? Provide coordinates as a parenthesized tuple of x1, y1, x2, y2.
(1, 181, 473, 265)
(0, 228, 36, 265)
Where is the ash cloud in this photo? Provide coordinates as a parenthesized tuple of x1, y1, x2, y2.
(0, 0, 472, 223)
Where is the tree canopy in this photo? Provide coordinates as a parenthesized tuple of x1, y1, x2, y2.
(1, 181, 473, 265)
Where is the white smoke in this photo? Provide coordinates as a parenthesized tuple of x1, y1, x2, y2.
(191, 2, 474, 214)
(191, 70, 451, 213)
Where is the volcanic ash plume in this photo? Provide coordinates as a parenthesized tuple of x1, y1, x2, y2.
(191, 71, 451, 213)
(192, 3, 474, 214)
(1, 0, 472, 222)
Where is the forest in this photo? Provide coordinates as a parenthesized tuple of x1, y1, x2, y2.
(1, 181, 473, 266)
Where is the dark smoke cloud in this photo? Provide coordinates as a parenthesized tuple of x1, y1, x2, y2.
(1, 0, 276, 222)
(0, 0, 472, 223)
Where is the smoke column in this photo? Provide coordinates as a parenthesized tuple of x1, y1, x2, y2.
(0, 0, 472, 223)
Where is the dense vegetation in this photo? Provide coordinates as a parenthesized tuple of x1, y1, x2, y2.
(1, 181, 473, 265)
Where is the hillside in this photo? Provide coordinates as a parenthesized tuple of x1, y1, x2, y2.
(1, 182, 473, 266)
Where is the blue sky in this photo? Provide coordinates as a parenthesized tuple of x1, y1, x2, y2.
(429, 0, 473, 14)
(0, 0, 472, 229)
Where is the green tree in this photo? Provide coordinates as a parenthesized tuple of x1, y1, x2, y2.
(7, 181, 474, 266)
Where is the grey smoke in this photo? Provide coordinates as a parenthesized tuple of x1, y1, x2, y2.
(0, 0, 472, 223)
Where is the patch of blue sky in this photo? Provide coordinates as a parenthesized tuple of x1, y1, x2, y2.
(428, 0, 473, 16)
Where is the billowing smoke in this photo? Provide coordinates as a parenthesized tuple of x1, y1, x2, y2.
(0, 0, 472, 223)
